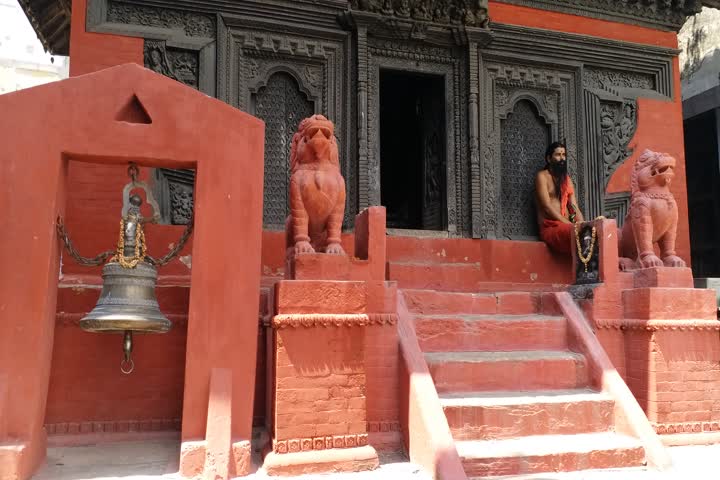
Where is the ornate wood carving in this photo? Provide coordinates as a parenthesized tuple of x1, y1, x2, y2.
(216, 13, 352, 228)
(106, 1, 215, 37)
(500, 99, 551, 239)
(256, 73, 315, 227)
(582, 67, 661, 218)
(479, 23, 676, 229)
(88, 0, 217, 95)
(478, 59, 580, 240)
(144, 40, 199, 89)
(348, 0, 490, 28)
(153, 169, 195, 225)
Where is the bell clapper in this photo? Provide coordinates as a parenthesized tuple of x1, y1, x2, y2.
(121, 330, 135, 375)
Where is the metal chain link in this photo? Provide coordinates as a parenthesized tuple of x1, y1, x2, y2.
(56, 216, 115, 267)
(146, 214, 194, 266)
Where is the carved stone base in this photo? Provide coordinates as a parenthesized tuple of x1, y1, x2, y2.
(263, 445, 379, 476)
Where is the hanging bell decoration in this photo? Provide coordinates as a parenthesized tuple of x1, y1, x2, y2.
(59, 164, 193, 375)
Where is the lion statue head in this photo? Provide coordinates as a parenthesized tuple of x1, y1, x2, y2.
(630, 149, 676, 194)
(289, 114, 340, 173)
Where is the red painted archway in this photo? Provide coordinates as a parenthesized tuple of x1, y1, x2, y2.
(0, 63, 265, 479)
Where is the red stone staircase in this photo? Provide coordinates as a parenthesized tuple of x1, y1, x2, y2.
(391, 261, 648, 478)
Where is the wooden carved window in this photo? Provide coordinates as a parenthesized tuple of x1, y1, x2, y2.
(500, 99, 551, 239)
(254, 72, 314, 229)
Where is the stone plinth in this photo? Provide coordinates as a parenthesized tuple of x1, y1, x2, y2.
(621, 268, 720, 442)
(266, 207, 398, 475)
(268, 282, 392, 475)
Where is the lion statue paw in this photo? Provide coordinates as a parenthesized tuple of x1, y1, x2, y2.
(663, 255, 686, 268)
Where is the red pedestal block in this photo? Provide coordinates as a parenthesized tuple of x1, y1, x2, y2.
(266, 207, 398, 475)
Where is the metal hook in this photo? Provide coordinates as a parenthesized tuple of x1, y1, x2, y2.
(128, 163, 140, 184)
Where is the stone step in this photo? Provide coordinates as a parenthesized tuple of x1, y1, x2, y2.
(471, 467, 653, 480)
(426, 351, 588, 393)
(389, 262, 565, 293)
(457, 432, 645, 478)
(440, 389, 613, 441)
(415, 314, 567, 352)
(402, 288, 549, 316)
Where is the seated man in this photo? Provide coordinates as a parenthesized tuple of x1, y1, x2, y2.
(535, 141, 584, 254)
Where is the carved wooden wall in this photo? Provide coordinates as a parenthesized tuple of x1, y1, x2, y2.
(477, 56, 579, 239)
(473, 24, 675, 238)
(86, 0, 678, 237)
(216, 13, 352, 228)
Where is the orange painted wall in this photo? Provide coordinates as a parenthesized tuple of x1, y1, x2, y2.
(488, 2, 678, 48)
(70, 0, 143, 76)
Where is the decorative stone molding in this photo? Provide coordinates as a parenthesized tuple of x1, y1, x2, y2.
(348, 0, 490, 28)
(46, 418, 181, 435)
(654, 422, 720, 435)
(493, 0, 707, 31)
(594, 318, 720, 331)
(217, 13, 352, 228)
(367, 421, 401, 432)
(273, 433, 369, 454)
(271, 313, 397, 329)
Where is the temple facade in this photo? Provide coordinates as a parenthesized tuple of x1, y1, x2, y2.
(20, 0, 717, 248)
(2, 1, 720, 479)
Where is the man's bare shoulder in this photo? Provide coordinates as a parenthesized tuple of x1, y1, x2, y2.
(535, 169, 550, 183)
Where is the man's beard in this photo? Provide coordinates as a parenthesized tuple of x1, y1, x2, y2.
(548, 160, 568, 199)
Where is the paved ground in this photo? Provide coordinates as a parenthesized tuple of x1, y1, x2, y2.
(31, 438, 720, 479)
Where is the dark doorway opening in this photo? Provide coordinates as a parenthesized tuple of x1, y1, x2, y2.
(380, 70, 447, 231)
(684, 109, 720, 277)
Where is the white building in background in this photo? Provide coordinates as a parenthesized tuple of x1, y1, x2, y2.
(679, 7, 720, 279)
(0, 0, 68, 94)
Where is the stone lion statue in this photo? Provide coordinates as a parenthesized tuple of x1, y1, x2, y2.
(618, 149, 686, 270)
(285, 114, 346, 257)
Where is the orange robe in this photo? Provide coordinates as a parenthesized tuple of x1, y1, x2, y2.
(540, 177, 575, 254)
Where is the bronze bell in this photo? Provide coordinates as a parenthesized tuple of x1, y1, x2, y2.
(79, 173, 172, 373)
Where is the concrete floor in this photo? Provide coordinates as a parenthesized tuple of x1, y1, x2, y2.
(30, 438, 720, 479)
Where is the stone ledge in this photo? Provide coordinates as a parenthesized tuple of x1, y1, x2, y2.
(595, 319, 720, 331)
(273, 433, 368, 454)
(262, 444, 379, 476)
(272, 313, 397, 329)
